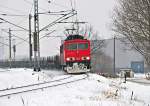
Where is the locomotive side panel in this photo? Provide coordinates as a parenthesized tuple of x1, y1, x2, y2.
(60, 44, 65, 66)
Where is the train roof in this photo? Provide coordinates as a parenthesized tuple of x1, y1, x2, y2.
(65, 35, 87, 41)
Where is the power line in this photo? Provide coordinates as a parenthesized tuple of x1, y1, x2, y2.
(12, 16, 29, 29)
(0, 41, 9, 47)
(40, 30, 56, 39)
(0, 17, 29, 31)
(15, 37, 29, 46)
(0, 13, 28, 17)
(39, 10, 77, 32)
(1, 29, 29, 43)
(38, 10, 72, 15)
(6, 29, 27, 31)
(0, 15, 29, 31)
(41, 35, 63, 39)
(15, 38, 29, 46)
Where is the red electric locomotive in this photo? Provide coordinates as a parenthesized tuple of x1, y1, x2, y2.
(60, 35, 91, 73)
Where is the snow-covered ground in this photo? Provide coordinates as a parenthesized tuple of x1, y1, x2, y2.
(0, 68, 149, 106)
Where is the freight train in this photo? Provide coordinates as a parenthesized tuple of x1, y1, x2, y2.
(60, 35, 91, 73)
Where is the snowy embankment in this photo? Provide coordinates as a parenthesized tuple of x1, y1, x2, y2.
(0, 68, 149, 106)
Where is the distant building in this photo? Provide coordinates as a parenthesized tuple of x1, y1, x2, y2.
(91, 38, 149, 74)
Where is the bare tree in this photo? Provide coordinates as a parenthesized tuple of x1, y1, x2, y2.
(79, 25, 105, 54)
(112, 0, 150, 65)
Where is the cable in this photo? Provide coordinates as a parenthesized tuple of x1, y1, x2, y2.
(5, 16, 29, 32)
(0, 13, 28, 17)
(38, 10, 72, 16)
(0, 17, 29, 31)
(40, 30, 56, 39)
(1, 30, 29, 43)
(39, 10, 72, 14)
(0, 41, 9, 47)
(39, 10, 77, 32)
(15, 37, 29, 46)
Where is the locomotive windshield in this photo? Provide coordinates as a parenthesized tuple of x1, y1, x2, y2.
(66, 43, 88, 50)
(66, 43, 77, 50)
(78, 43, 88, 50)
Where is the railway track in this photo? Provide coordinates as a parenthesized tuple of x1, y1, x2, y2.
(0, 75, 72, 92)
(0, 74, 88, 98)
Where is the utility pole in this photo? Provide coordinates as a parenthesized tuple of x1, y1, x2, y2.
(13, 45, 16, 61)
(29, 14, 32, 61)
(113, 36, 116, 76)
(12, 39, 16, 61)
(34, 0, 40, 71)
(9, 28, 12, 68)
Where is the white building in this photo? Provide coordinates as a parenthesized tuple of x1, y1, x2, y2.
(92, 38, 148, 74)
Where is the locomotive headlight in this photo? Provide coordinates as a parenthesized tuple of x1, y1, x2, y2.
(82, 56, 90, 60)
(66, 58, 70, 61)
(86, 56, 90, 60)
(66, 57, 75, 61)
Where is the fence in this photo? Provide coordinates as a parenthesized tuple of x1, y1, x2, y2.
(0, 55, 61, 70)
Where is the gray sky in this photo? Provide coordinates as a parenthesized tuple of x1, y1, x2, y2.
(0, 0, 116, 59)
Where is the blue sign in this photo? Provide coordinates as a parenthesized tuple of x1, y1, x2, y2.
(131, 61, 144, 73)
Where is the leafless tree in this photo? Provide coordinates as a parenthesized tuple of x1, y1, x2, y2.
(79, 25, 105, 54)
(112, 0, 150, 65)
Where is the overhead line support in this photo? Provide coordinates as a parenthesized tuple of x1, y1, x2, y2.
(33, 0, 40, 71)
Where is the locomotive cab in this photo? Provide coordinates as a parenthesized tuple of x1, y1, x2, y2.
(60, 35, 91, 73)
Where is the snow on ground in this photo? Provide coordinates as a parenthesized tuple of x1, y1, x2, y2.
(0, 68, 64, 90)
(0, 68, 150, 106)
(134, 73, 146, 78)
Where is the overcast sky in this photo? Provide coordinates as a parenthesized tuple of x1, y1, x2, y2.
(0, 0, 116, 59)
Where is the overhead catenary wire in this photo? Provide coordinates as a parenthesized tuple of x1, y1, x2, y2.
(38, 10, 73, 15)
(0, 0, 79, 60)
(39, 24, 67, 40)
(39, 10, 77, 32)
(0, 16, 30, 47)
(0, 41, 9, 47)
(0, 17, 29, 31)
(40, 30, 56, 39)
(0, 11, 29, 31)
(0, 13, 28, 17)
(3, 15, 29, 32)
(15, 37, 29, 46)
(1, 29, 29, 43)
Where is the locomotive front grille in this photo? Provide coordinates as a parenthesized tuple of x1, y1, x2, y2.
(66, 60, 90, 69)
